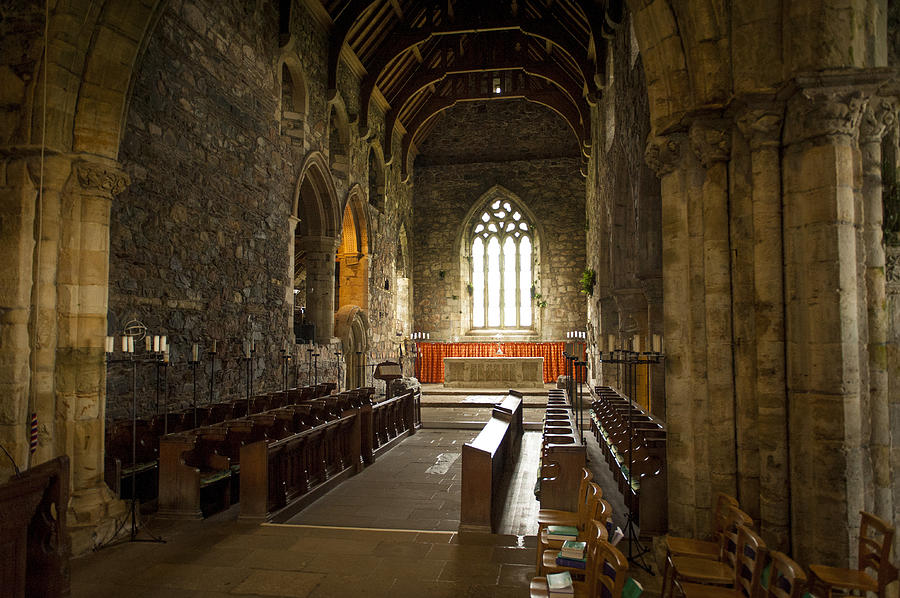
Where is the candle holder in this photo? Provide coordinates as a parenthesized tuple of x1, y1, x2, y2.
(189, 344, 200, 428)
(281, 349, 291, 393)
(208, 343, 217, 405)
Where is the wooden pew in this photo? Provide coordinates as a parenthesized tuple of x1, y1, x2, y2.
(537, 389, 587, 512)
(460, 393, 524, 532)
(0, 456, 70, 598)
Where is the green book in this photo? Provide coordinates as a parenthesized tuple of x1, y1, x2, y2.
(623, 577, 644, 598)
(547, 571, 574, 591)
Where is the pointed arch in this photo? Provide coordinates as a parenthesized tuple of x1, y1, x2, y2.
(328, 93, 351, 182)
(293, 151, 341, 238)
(278, 52, 309, 140)
(368, 141, 386, 213)
(457, 186, 544, 332)
(335, 305, 369, 389)
(336, 185, 371, 313)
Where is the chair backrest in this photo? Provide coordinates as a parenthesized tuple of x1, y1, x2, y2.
(858, 511, 898, 592)
(588, 537, 629, 598)
(731, 525, 767, 598)
(575, 468, 595, 520)
(712, 493, 740, 537)
(581, 483, 604, 526)
(764, 550, 807, 598)
(719, 505, 754, 565)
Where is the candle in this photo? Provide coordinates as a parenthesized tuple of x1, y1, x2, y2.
(153, 335, 159, 352)
(244, 341, 250, 358)
(633, 334, 640, 353)
(121, 336, 128, 352)
(192, 343, 199, 362)
(211, 340, 217, 354)
(652, 334, 661, 353)
(106, 336, 114, 353)
(607, 334, 615, 353)
(161, 336, 167, 353)
(163, 349, 170, 364)
(127, 336, 134, 353)
(145, 336, 152, 352)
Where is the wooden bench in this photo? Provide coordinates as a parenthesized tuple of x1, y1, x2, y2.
(0, 456, 71, 598)
(536, 389, 587, 512)
(591, 385, 667, 535)
(460, 393, 524, 532)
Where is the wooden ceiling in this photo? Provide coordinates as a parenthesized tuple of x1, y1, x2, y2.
(316, 0, 624, 178)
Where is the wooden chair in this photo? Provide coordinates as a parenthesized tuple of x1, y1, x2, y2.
(539, 497, 611, 576)
(536, 482, 604, 575)
(675, 524, 767, 598)
(541, 515, 608, 578)
(535, 467, 594, 570)
(531, 536, 630, 598)
(662, 504, 754, 598)
(764, 551, 808, 598)
(808, 511, 897, 598)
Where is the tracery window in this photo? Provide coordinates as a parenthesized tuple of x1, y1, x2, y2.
(468, 198, 535, 329)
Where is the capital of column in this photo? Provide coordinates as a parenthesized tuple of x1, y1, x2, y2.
(644, 131, 688, 178)
(859, 96, 897, 145)
(733, 100, 784, 150)
(73, 156, 130, 197)
(689, 119, 731, 168)
(782, 70, 894, 146)
(300, 234, 340, 254)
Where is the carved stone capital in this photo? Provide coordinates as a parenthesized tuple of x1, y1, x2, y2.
(859, 97, 898, 144)
(784, 86, 867, 145)
(644, 132, 687, 178)
(689, 120, 731, 168)
(74, 160, 130, 196)
(734, 104, 784, 149)
(887, 247, 900, 290)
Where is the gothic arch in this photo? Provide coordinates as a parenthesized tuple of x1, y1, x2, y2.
(278, 52, 309, 138)
(368, 141, 386, 212)
(328, 93, 351, 182)
(335, 305, 369, 389)
(293, 151, 341, 239)
(336, 185, 371, 311)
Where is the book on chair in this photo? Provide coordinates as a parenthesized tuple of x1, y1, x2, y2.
(546, 525, 579, 541)
(555, 553, 587, 570)
(547, 571, 575, 597)
(560, 540, 586, 559)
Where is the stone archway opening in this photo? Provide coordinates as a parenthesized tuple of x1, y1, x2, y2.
(335, 306, 369, 389)
(335, 189, 369, 313)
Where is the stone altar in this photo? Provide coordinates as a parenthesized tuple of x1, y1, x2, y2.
(443, 357, 544, 388)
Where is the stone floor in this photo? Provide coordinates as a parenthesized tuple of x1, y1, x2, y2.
(70, 387, 663, 597)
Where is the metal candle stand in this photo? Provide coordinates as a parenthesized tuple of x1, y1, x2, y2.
(599, 347, 664, 574)
(281, 350, 292, 393)
(334, 351, 342, 392)
(104, 347, 165, 547)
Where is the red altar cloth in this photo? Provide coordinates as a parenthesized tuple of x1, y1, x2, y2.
(414, 342, 566, 383)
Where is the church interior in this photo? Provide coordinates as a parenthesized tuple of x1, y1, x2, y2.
(2, 0, 900, 596)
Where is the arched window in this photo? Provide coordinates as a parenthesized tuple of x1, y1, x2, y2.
(468, 197, 535, 330)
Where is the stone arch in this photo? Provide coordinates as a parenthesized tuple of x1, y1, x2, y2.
(336, 185, 371, 312)
(394, 223, 412, 337)
(368, 141, 386, 212)
(278, 53, 309, 141)
(293, 151, 341, 238)
(335, 305, 369, 389)
(328, 93, 351, 183)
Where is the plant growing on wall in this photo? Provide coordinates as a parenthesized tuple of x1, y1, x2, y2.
(580, 269, 596, 296)
(530, 282, 547, 308)
(466, 282, 473, 295)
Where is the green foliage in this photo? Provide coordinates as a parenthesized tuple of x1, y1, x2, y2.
(580, 269, 596, 296)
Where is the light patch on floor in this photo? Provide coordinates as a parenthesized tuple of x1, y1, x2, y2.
(425, 452, 459, 475)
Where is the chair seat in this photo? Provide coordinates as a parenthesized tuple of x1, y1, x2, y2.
(678, 581, 736, 598)
(666, 536, 719, 559)
(809, 565, 879, 592)
(671, 555, 733, 585)
(530, 577, 588, 598)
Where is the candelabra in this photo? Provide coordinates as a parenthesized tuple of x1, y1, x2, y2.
(189, 343, 200, 428)
(208, 340, 217, 405)
(281, 347, 292, 393)
(599, 335, 664, 574)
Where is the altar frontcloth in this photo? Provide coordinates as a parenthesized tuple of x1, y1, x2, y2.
(443, 356, 544, 388)
(415, 342, 566, 384)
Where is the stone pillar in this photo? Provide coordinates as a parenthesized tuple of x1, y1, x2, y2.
(287, 215, 300, 338)
(301, 235, 339, 343)
(733, 101, 791, 551)
(0, 155, 38, 478)
(690, 119, 738, 502)
(859, 97, 895, 524)
(646, 131, 701, 535)
(782, 74, 871, 566)
(61, 156, 130, 553)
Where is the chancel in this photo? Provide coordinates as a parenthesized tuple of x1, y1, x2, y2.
(2, 1, 900, 597)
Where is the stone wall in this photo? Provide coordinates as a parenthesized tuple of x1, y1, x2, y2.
(412, 100, 586, 341)
(108, 0, 413, 419)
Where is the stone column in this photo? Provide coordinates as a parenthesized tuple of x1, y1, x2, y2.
(859, 97, 895, 524)
(60, 156, 129, 554)
(646, 131, 701, 535)
(0, 155, 38, 477)
(301, 235, 339, 343)
(287, 215, 300, 338)
(782, 74, 872, 566)
(733, 101, 791, 551)
(690, 119, 738, 501)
